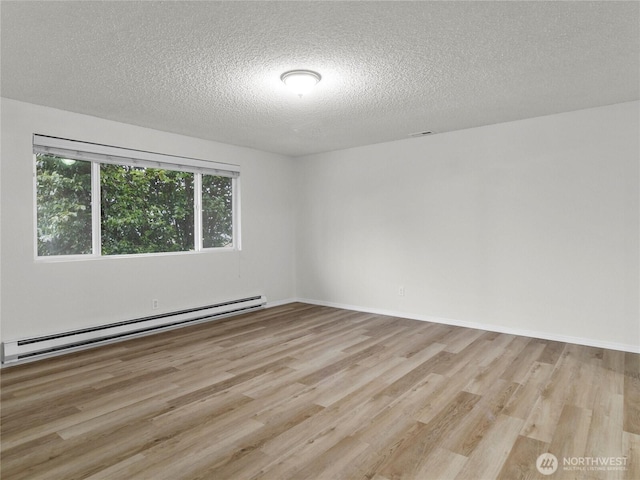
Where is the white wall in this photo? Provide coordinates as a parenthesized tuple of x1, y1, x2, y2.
(2, 99, 638, 352)
(295, 101, 640, 351)
(0, 98, 296, 343)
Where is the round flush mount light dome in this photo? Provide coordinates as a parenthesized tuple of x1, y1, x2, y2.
(280, 70, 321, 97)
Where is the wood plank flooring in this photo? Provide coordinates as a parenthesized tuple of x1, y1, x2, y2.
(1, 303, 639, 479)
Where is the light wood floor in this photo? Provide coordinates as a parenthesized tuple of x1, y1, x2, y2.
(1, 303, 639, 480)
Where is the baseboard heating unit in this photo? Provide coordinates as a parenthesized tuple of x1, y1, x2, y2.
(1, 295, 266, 365)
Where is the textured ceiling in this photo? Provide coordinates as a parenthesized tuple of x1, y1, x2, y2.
(1, 1, 638, 157)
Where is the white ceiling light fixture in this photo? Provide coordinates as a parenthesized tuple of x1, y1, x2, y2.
(280, 69, 321, 97)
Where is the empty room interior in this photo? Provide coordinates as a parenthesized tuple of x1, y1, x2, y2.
(1, 1, 639, 479)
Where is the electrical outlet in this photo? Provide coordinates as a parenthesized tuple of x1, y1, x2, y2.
(152, 299, 159, 310)
(398, 286, 405, 297)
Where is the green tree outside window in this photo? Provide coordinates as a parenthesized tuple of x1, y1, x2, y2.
(35, 154, 235, 256)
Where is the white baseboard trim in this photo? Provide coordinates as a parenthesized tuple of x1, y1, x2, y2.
(295, 297, 640, 354)
(265, 298, 299, 309)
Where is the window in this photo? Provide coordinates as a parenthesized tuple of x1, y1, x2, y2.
(100, 165, 195, 255)
(202, 174, 233, 248)
(34, 135, 240, 258)
(36, 155, 92, 256)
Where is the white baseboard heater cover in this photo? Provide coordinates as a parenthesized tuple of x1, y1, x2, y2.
(1, 295, 266, 365)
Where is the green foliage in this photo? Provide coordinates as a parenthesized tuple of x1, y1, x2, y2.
(202, 175, 233, 248)
(36, 155, 234, 256)
(100, 165, 194, 255)
(36, 155, 92, 256)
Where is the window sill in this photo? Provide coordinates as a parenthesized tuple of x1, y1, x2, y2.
(34, 247, 240, 263)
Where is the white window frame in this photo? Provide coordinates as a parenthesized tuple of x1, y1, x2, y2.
(33, 134, 241, 261)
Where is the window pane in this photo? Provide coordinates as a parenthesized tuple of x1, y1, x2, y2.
(36, 154, 92, 256)
(202, 175, 233, 248)
(101, 165, 194, 255)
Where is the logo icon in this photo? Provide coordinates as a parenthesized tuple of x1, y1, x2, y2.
(536, 453, 558, 475)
